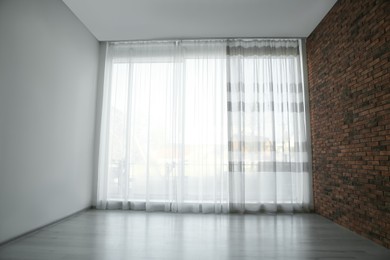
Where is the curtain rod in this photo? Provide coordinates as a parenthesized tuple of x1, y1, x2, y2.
(108, 37, 305, 45)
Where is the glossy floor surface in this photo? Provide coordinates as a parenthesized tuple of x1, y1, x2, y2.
(0, 210, 389, 260)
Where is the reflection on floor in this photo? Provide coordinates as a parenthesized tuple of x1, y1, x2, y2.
(0, 210, 389, 260)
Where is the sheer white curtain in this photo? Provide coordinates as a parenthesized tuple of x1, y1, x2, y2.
(97, 39, 312, 213)
(227, 40, 311, 212)
(98, 41, 229, 213)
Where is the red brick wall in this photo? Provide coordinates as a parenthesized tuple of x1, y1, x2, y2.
(306, 0, 390, 248)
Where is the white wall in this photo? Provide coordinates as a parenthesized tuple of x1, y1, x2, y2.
(0, 0, 99, 243)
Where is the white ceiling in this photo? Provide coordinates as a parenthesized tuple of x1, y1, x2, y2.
(63, 0, 337, 41)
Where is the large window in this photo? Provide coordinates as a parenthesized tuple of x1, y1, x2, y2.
(97, 39, 312, 213)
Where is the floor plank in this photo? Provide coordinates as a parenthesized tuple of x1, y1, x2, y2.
(0, 210, 389, 260)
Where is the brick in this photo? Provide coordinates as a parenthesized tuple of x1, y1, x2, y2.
(307, 0, 390, 249)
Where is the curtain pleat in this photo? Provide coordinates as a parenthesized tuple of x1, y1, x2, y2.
(97, 39, 312, 213)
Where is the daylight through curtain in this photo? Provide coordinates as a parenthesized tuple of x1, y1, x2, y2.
(97, 39, 312, 213)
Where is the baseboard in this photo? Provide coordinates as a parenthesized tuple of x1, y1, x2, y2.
(0, 206, 92, 248)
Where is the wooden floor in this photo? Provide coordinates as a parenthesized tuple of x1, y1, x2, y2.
(0, 210, 389, 260)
